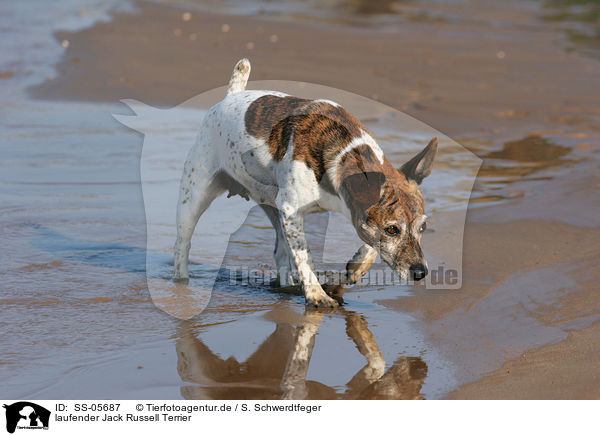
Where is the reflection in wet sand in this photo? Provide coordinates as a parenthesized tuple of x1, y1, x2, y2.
(343, 0, 399, 16)
(543, 0, 600, 59)
(176, 306, 427, 400)
(471, 134, 575, 204)
(479, 135, 573, 179)
(485, 135, 570, 163)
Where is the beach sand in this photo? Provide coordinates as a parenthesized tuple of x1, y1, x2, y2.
(23, 0, 600, 398)
(30, 1, 600, 139)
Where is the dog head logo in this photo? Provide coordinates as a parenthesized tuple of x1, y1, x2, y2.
(3, 402, 50, 434)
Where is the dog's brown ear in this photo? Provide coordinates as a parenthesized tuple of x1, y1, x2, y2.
(399, 137, 438, 184)
(339, 145, 386, 215)
(342, 171, 386, 214)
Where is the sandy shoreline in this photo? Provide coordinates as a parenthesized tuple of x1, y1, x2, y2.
(30, 1, 600, 140)
(25, 0, 600, 398)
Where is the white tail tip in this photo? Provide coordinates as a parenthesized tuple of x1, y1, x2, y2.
(227, 58, 251, 95)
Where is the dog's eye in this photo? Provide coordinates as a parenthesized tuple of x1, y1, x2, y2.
(419, 222, 427, 233)
(384, 225, 401, 236)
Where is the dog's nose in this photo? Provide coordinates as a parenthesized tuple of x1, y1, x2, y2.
(410, 264, 428, 281)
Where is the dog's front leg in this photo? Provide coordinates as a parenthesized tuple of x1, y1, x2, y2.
(281, 310, 323, 399)
(344, 312, 385, 397)
(278, 208, 338, 308)
(345, 244, 378, 285)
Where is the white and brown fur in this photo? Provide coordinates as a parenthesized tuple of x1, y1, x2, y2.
(174, 59, 438, 307)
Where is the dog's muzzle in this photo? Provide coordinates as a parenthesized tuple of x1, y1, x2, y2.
(409, 263, 428, 281)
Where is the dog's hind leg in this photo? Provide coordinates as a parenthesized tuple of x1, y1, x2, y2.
(173, 159, 224, 281)
(260, 205, 296, 287)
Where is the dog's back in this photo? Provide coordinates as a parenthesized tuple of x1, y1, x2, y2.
(198, 60, 381, 210)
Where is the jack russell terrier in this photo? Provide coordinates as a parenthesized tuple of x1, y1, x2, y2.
(174, 59, 438, 308)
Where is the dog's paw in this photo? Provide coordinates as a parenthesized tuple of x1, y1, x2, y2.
(305, 285, 339, 308)
(346, 244, 378, 284)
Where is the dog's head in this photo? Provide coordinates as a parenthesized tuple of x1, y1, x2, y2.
(340, 137, 438, 281)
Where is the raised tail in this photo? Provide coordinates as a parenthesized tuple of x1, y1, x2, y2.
(227, 58, 251, 95)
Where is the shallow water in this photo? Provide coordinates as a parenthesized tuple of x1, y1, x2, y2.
(1, 0, 599, 400)
(0, 90, 469, 398)
(2, 95, 591, 399)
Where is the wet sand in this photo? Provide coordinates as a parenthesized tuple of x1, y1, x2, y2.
(30, 1, 600, 140)
(447, 323, 600, 399)
(18, 0, 600, 398)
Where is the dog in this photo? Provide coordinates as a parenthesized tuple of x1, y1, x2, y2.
(174, 59, 437, 308)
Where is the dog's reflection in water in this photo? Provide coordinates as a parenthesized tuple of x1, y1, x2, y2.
(175, 306, 427, 400)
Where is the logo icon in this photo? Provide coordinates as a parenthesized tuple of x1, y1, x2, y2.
(3, 402, 50, 434)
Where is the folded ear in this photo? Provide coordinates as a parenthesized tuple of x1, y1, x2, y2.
(400, 136, 438, 184)
(341, 171, 386, 215)
(338, 144, 386, 216)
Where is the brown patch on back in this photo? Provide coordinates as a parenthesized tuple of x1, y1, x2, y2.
(245, 95, 366, 181)
(245, 95, 311, 161)
(291, 102, 364, 181)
